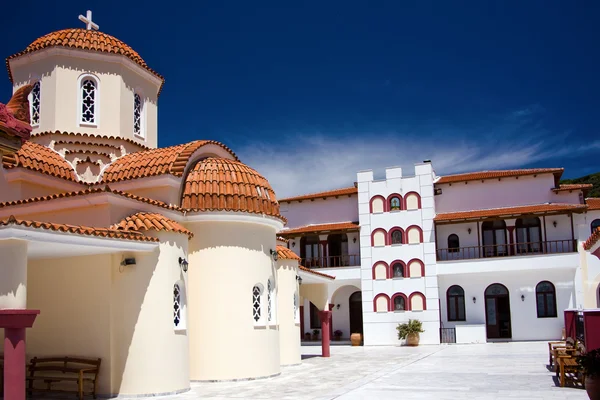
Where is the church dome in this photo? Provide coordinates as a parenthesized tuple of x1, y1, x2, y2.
(181, 157, 283, 220)
(6, 28, 164, 94)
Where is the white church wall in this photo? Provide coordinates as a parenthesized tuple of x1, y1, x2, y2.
(435, 174, 559, 214)
(330, 284, 361, 339)
(438, 268, 576, 341)
(276, 259, 301, 366)
(187, 218, 281, 381)
(279, 195, 358, 229)
(109, 232, 189, 396)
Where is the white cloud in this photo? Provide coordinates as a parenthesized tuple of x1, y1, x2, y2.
(236, 109, 595, 198)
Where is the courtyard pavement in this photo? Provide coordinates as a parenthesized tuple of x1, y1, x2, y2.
(143, 342, 585, 399)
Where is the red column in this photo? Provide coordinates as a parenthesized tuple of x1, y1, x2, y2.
(318, 310, 332, 357)
(0, 310, 40, 400)
(328, 303, 334, 340)
(564, 310, 576, 340)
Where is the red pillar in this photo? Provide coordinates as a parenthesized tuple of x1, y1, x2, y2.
(0, 310, 40, 400)
(318, 310, 332, 357)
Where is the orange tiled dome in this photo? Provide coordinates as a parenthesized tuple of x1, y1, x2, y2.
(181, 157, 283, 220)
(6, 29, 164, 95)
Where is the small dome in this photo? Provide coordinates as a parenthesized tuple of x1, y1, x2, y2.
(6, 29, 164, 94)
(181, 157, 282, 220)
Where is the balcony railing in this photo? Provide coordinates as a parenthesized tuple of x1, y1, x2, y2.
(301, 254, 360, 268)
(436, 239, 576, 261)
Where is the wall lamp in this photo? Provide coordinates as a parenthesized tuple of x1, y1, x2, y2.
(270, 249, 278, 261)
(472, 296, 476, 304)
(120, 257, 136, 267)
(467, 228, 472, 234)
(179, 257, 189, 272)
(292, 241, 296, 248)
(521, 294, 525, 302)
(336, 304, 341, 310)
(353, 237, 357, 243)
(296, 275, 303, 285)
(553, 221, 558, 228)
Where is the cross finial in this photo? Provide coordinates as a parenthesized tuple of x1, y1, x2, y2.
(78, 10, 99, 31)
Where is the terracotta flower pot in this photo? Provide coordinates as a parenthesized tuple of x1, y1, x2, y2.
(406, 332, 420, 346)
(350, 333, 362, 346)
(586, 376, 600, 400)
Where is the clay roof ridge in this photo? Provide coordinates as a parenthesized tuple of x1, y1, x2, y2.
(32, 130, 150, 149)
(276, 244, 299, 260)
(0, 214, 159, 242)
(279, 186, 358, 202)
(584, 227, 600, 251)
(436, 168, 564, 184)
(112, 212, 193, 238)
(298, 265, 335, 280)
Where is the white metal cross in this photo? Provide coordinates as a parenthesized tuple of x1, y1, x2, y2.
(78, 10, 99, 31)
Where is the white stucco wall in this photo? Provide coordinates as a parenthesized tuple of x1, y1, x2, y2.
(186, 218, 282, 381)
(279, 195, 358, 229)
(330, 285, 361, 338)
(0, 240, 28, 309)
(276, 259, 301, 366)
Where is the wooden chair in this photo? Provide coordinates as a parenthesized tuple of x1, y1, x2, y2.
(27, 356, 101, 400)
(556, 342, 585, 388)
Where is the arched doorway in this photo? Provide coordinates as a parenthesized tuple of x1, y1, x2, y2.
(482, 220, 508, 257)
(327, 233, 348, 267)
(485, 283, 511, 339)
(349, 291, 363, 336)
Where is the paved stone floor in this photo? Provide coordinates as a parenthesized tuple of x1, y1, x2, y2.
(139, 342, 587, 399)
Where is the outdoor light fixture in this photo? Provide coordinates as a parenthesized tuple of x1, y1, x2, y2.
(120, 257, 136, 267)
(336, 304, 341, 310)
(472, 296, 476, 304)
(553, 221, 558, 228)
(521, 294, 525, 301)
(292, 241, 296, 247)
(296, 275, 303, 285)
(178, 257, 189, 273)
(467, 228, 472, 234)
(353, 237, 357, 243)
(270, 249, 278, 261)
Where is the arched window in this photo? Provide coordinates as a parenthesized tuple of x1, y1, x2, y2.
(409, 292, 426, 311)
(79, 77, 98, 125)
(405, 192, 421, 210)
(406, 226, 423, 244)
(173, 281, 187, 330)
(370, 196, 385, 213)
(390, 229, 404, 245)
(294, 292, 300, 323)
(392, 262, 404, 278)
(536, 281, 557, 318)
(267, 278, 276, 324)
(389, 196, 402, 211)
(372, 262, 389, 280)
(482, 220, 508, 257)
(516, 217, 542, 254)
(30, 81, 41, 126)
(447, 285, 465, 321)
(133, 92, 144, 138)
(253, 284, 263, 325)
(448, 234, 460, 253)
(373, 294, 390, 312)
(408, 259, 424, 278)
(371, 229, 387, 247)
(591, 219, 600, 234)
(392, 294, 407, 311)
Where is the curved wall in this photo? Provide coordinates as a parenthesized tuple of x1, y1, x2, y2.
(187, 218, 281, 381)
(277, 259, 301, 366)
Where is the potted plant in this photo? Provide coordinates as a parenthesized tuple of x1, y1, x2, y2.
(334, 330, 343, 341)
(396, 319, 424, 346)
(312, 329, 320, 341)
(304, 332, 311, 341)
(577, 349, 600, 399)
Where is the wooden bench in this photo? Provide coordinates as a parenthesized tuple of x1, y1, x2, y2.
(27, 356, 101, 400)
(548, 340, 566, 368)
(555, 342, 585, 388)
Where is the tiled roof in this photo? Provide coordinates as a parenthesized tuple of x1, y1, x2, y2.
(6, 29, 165, 96)
(276, 245, 300, 260)
(0, 215, 158, 242)
(436, 168, 564, 184)
(298, 266, 335, 280)
(33, 131, 149, 149)
(181, 157, 283, 220)
(0, 186, 182, 212)
(584, 228, 600, 251)
(434, 203, 587, 222)
(279, 186, 358, 202)
(276, 236, 289, 243)
(100, 140, 238, 183)
(112, 212, 193, 238)
(2, 141, 78, 181)
(586, 198, 600, 211)
(279, 221, 360, 236)
(552, 184, 594, 193)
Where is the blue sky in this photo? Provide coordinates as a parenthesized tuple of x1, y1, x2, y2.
(2, 1, 599, 197)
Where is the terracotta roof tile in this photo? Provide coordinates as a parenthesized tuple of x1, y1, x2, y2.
(298, 266, 335, 280)
(112, 212, 192, 238)
(276, 245, 300, 260)
(0, 186, 182, 212)
(181, 157, 284, 221)
(33, 131, 149, 150)
(276, 236, 289, 243)
(279, 221, 360, 236)
(584, 228, 600, 251)
(2, 141, 77, 181)
(436, 168, 564, 184)
(100, 140, 238, 183)
(279, 186, 358, 202)
(552, 184, 594, 193)
(586, 198, 600, 211)
(6, 29, 165, 96)
(0, 215, 158, 242)
(434, 203, 587, 222)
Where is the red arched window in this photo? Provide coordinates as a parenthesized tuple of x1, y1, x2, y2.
(387, 194, 403, 211)
(373, 293, 391, 312)
(389, 227, 404, 245)
(391, 293, 408, 311)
